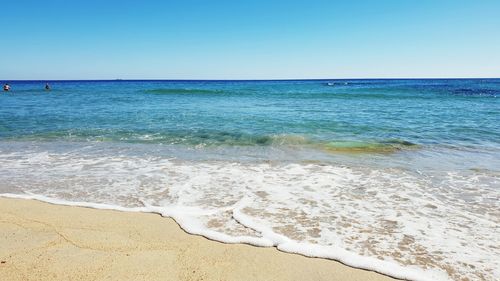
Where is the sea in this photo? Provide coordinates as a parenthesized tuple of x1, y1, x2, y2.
(0, 79, 498, 281)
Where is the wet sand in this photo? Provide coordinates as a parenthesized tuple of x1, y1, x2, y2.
(0, 197, 396, 281)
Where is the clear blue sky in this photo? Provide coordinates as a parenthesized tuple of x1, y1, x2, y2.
(1, 0, 499, 79)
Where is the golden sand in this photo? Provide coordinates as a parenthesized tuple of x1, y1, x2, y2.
(0, 198, 395, 281)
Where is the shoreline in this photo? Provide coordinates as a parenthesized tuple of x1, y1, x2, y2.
(0, 197, 396, 281)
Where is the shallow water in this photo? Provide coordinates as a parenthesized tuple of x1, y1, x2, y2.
(1, 79, 499, 280)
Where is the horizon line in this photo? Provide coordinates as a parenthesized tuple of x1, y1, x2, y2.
(2, 77, 500, 82)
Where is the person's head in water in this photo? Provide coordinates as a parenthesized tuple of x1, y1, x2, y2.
(3, 83, 10, 91)
(45, 83, 50, 90)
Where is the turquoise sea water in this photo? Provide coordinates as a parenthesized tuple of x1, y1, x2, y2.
(1, 79, 499, 150)
(1, 79, 499, 280)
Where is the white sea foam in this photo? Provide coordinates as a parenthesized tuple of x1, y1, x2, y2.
(0, 146, 498, 281)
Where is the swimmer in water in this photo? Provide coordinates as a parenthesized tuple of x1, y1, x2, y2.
(45, 83, 50, 90)
(3, 83, 10, 91)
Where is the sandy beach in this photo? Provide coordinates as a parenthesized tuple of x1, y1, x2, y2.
(0, 197, 396, 281)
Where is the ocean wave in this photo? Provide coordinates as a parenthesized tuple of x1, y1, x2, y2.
(1, 130, 310, 146)
(322, 139, 419, 153)
(3, 130, 419, 154)
(144, 88, 225, 94)
(452, 88, 499, 97)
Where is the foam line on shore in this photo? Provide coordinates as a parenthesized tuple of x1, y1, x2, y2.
(0, 192, 451, 281)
